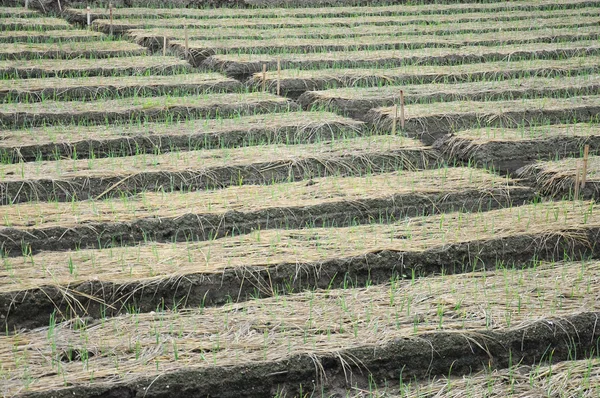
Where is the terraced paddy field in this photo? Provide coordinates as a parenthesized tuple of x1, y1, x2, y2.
(1, 1, 600, 397)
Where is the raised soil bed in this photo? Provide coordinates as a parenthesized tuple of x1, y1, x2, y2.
(0, 167, 533, 254)
(0, 111, 365, 161)
(0, 135, 437, 203)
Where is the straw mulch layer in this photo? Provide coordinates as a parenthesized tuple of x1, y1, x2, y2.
(0, 29, 104, 43)
(256, 55, 600, 98)
(0, 56, 193, 79)
(365, 95, 600, 145)
(0, 17, 69, 30)
(0, 7, 39, 17)
(434, 123, 600, 173)
(0, 168, 534, 253)
(204, 40, 600, 78)
(350, 357, 600, 397)
(128, 16, 600, 46)
(517, 155, 600, 199)
(33, 0, 600, 10)
(0, 111, 365, 162)
(172, 27, 600, 66)
(0, 91, 295, 129)
(1, 201, 598, 330)
(0, 73, 243, 102)
(1, 260, 599, 395)
(298, 74, 600, 119)
(0, 41, 147, 60)
(91, 7, 599, 34)
(62, 0, 600, 23)
(0, 135, 436, 203)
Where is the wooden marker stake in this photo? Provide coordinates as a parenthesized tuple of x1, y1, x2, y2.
(86, 6, 91, 26)
(184, 26, 189, 58)
(25, 0, 29, 9)
(399, 90, 405, 129)
(574, 162, 581, 200)
(581, 144, 590, 189)
(109, 2, 113, 36)
(262, 64, 267, 92)
(163, 36, 167, 56)
(277, 57, 281, 96)
(391, 104, 398, 134)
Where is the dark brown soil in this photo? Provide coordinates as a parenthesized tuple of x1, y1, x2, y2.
(0, 186, 534, 256)
(434, 134, 600, 175)
(299, 82, 600, 120)
(208, 45, 600, 80)
(0, 79, 242, 102)
(0, 147, 438, 204)
(366, 102, 600, 146)
(0, 118, 365, 162)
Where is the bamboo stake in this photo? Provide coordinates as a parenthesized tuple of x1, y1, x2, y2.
(400, 90, 405, 130)
(184, 25, 189, 58)
(391, 105, 398, 134)
(277, 57, 281, 96)
(57, 0, 62, 11)
(109, 2, 113, 36)
(25, 0, 29, 9)
(581, 144, 590, 189)
(163, 36, 167, 56)
(86, 6, 91, 26)
(574, 162, 581, 200)
(262, 64, 267, 92)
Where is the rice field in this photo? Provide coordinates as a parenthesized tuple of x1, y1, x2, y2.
(1, 1, 600, 397)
